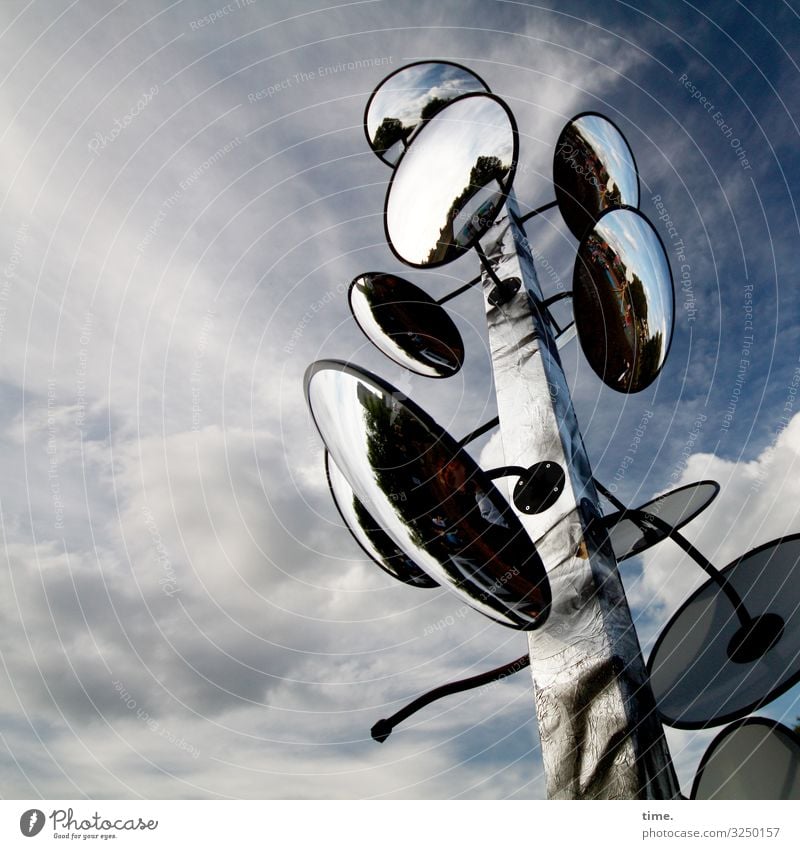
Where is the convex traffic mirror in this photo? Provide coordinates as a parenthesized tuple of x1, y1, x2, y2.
(364, 61, 489, 166)
(604, 480, 720, 562)
(348, 272, 465, 378)
(648, 535, 800, 728)
(573, 206, 674, 393)
(305, 360, 550, 629)
(385, 93, 518, 268)
(553, 112, 639, 240)
(326, 451, 438, 588)
(691, 719, 800, 799)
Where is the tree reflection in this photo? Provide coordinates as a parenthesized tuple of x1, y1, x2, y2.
(355, 380, 547, 621)
(350, 494, 435, 587)
(372, 117, 412, 156)
(426, 155, 510, 265)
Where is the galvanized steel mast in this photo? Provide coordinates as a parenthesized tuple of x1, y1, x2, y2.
(478, 191, 680, 799)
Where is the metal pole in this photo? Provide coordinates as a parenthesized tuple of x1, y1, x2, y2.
(479, 192, 680, 800)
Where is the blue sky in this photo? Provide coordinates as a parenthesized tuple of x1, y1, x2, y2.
(1, 0, 800, 800)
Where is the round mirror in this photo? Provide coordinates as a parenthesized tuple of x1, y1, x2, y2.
(605, 480, 720, 562)
(573, 206, 674, 393)
(364, 61, 489, 166)
(348, 272, 465, 378)
(325, 451, 438, 587)
(305, 360, 550, 629)
(385, 93, 518, 269)
(692, 718, 800, 799)
(647, 534, 800, 728)
(553, 112, 639, 240)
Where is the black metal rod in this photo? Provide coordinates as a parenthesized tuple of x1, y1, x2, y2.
(541, 291, 573, 309)
(528, 290, 570, 334)
(436, 276, 481, 305)
(371, 654, 531, 743)
(519, 199, 558, 224)
(458, 416, 499, 447)
(474, 242, 505, 289)
(594, 479, 752, 625)
(555, 321, 576, 343)
(658, 526, 751, 626)
(594, 479, 626, 512)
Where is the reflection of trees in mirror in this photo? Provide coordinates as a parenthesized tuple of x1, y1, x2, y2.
(420, 96, 448, 122)
(427, 155, 510, 265)
(355, 381, 546, 615)
(350, 495, 431, 585)
(372, 98, 474, 156)
(636, 333, 665, 385)
(373, 117, 412, 155)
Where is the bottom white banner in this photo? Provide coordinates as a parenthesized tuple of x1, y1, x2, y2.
(1, 800, 797, 848)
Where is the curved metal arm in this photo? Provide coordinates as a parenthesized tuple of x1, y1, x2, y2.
(371, 654, 530, 743)
(594, 479, 752, 626)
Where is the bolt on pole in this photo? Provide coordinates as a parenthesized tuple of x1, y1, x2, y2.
(479, 191, 680, 800)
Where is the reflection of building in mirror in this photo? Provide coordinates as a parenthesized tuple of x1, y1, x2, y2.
(573, 208, 672, 392)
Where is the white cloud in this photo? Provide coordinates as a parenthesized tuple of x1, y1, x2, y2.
(2, 0, 797, 801)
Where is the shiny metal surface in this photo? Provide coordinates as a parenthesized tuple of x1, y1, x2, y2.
(364, 61, 488, 166)
(385, 94, 518, 268)
(648, 535, 800, 728)
(348, 272, 464, 378)
(553, 112, 639, 240)
(606, 481, 720, 562)
(478, 191, 679, 799)
(306, 360, 550, 629)
(692, 719, 800, 799)
(325, 451, 438, 588)
(573, 206, 674, 393)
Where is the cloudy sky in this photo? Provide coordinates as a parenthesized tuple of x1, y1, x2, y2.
(1, 0, 800, 800)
